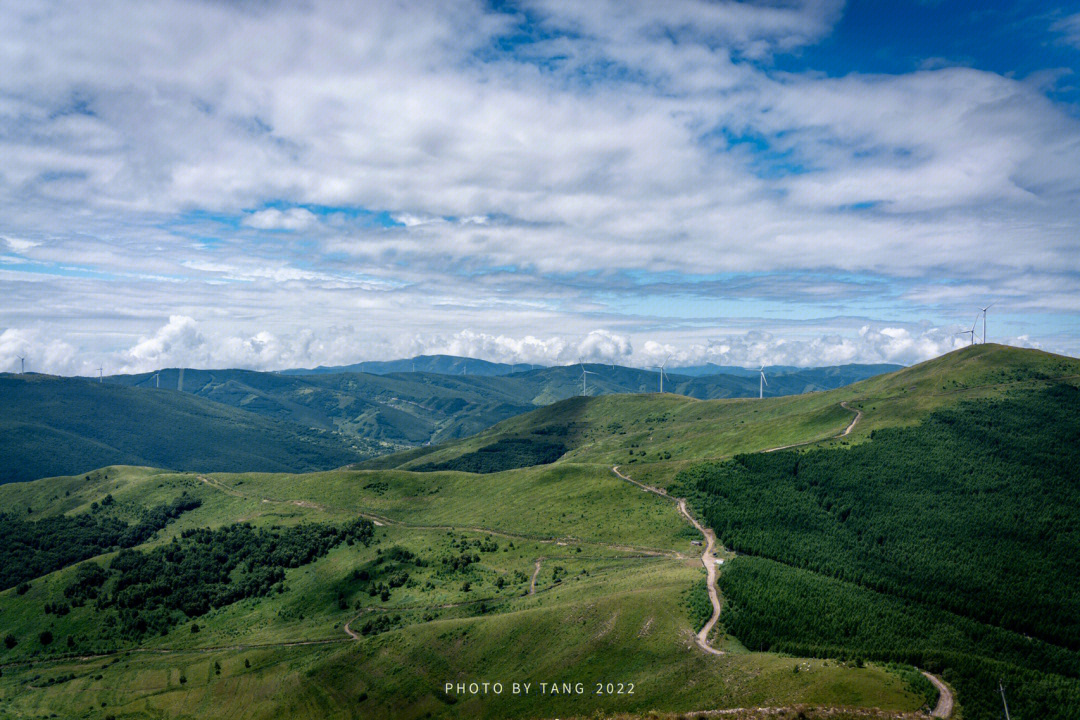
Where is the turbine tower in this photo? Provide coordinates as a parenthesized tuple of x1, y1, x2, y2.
(17, 355, 24, 374)
(957, 315, 979, 346)
(980, 302, 995, 344)
(98, 366, 103, 383)
(153, 372, 160, 388)
(759, 365, 768, 399)
(579, 362, 596, 395)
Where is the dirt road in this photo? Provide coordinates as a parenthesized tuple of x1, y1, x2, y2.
(763, 401, 862, 453)
(612, 465, 724, 655)
(922, 671, 954, 718)
(677, 499, 724, 655)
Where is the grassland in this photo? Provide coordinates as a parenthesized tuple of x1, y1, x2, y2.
(0, 457, 927, 718)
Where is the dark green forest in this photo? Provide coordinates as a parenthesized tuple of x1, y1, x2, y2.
(675, 384, 1080, 719)
(0, 375, 378, 484)
(414, 437, 567, 473)
(0, 493, 201, 590)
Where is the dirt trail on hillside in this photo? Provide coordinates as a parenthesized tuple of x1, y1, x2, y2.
(762, 401, 861, 453)
(612, 465, 723, 656)
(529, 558, 543, 595)
(922, 671, 954, 717)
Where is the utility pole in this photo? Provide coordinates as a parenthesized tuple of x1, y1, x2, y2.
(999, 680, 1011, 720)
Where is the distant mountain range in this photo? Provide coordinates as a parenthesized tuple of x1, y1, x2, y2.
(276, 353, 901, 380)
(2, 357, 902, 483)
(280, 354, 545, 377)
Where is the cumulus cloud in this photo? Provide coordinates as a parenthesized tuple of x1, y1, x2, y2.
(3, 313, 1057, 378)
(0, 1, 1077, 371)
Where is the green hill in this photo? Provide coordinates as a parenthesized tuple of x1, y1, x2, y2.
(2, 345, 1077, 719)
(0, 374, 380, 484)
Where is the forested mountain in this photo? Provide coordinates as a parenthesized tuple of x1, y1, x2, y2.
(674, 382, 1080, 719)
(103, 362, 900, 445)
(0, 375, 378, 484)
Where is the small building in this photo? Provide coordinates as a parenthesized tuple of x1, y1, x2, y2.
(690, 540, 702, 546)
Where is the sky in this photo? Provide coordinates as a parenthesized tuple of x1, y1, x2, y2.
(1, 0, 1079, 374)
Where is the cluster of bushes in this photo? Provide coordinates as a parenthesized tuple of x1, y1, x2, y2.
(415, 437, 567, 473)
(356, 613, 401, 636)
(0, 493, 201, 590)
(677, 385, 1080, 720)
(61, 517, 374, 638)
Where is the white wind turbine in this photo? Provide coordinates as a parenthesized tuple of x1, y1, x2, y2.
(98, 366, 103, 383)
(17, 355, 24, 374)
(579, 362, 597, 395)
(979, 302, 995, 344)
(758, 365, 768, 399)
(153, 372, 160, 388)
(651, 355, 670, 393)
(957, 315, 979, 346)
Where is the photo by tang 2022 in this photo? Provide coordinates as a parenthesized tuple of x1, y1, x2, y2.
(2, 2, 1079, 719)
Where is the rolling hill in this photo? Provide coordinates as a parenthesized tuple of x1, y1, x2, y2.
(0, 374, 381, 484)
(2, 345, 1075, 718)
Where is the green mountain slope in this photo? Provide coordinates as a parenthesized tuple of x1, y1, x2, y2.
(0, 375, 380, 484)
(2, 345, 1075, 719)
(104, 362, 901, 449)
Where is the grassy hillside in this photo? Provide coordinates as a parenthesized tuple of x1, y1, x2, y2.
(369, 344, 1079, 484)
(0, 463, 926, 718)
(0, 375, 380, 484)
(2, 345, 1076, 718)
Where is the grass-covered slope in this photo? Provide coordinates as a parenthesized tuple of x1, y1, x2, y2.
(673, 381, 1080, 720)
(0, 463, 927, 718)
(0, 375, 378, 484)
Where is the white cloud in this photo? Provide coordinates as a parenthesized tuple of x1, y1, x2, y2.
(243, 208, 317, 231)
(1052, 13, 1080, 49)
(2, 237, 40, 253)
(0, 1, 1077, 370)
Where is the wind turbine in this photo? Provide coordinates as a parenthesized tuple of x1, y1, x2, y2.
(759, 365, 768, 399)
(979, 302, 995, 344)
(17, 355, 24, 374)
(957, 315, 979, 346)
(579, 362, 597, 395)
(98, 366, 103, 383)
(998, 680, 1011, 720)
(153, 372, 160, 388)
(652, 355, 670, 393)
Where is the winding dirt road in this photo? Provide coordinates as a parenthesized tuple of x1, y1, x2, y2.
(763, 400, 862, 453)
(612, 465, 724, 655)
(922, 671, 954, 718)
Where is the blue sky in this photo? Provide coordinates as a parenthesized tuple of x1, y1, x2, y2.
(1, 0, 1079, 373)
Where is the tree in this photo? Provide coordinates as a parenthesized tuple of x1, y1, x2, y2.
(39, 630, 53, 646)
(3, 634, 16, 649)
